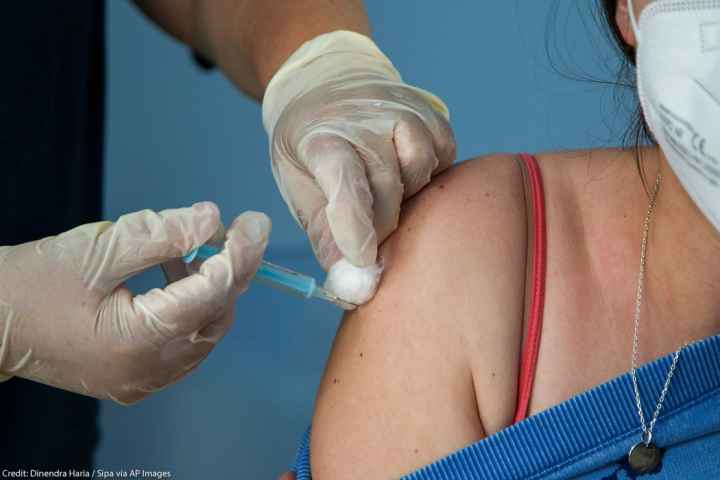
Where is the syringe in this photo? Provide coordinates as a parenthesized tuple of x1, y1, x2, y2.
(183, 245, 357, 310)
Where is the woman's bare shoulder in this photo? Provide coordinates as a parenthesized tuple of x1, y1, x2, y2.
(310, 154, 533, 480)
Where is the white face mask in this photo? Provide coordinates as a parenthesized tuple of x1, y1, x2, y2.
(628, 0, 720, 232)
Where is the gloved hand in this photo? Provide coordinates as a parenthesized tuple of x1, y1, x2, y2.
(0, 202, 271, 405)
(263, 31, 456, 270)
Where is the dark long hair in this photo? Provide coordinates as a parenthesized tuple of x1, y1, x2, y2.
(600, 0, 637, 65)
(597, 0, 654, 194)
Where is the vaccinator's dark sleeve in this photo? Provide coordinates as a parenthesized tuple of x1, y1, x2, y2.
(0, 0, 105, 469)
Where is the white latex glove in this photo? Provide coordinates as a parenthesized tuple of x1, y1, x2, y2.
(263, 31, 456, 270)
(0, 202, 271, 405)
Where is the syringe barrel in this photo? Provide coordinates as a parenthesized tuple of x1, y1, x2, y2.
(255, 261, 316, 299)
(184, 246, 317, 299)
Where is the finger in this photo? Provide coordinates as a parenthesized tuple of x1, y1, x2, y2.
(131, 212, 270, 338)
(277, 473, 296, 480)
(94, 202, 220, 290)
(300, 133, 376, 267)
(187, 213, 270, 343)
(131, 336, 213, 396)
(272, 158, 343, 270)
(394, 114, 441, 199)
(161, 222, 226, 284)
(427, 112, 457, 174)
(399, 88, 456, 175)
(306, 203, 344, 270)
(224, 211, 272, 290)
(362, 145, 404, 247)
(191, 305, 236, 346)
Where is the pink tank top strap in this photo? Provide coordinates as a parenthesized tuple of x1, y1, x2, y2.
(513, 153, 548, 424)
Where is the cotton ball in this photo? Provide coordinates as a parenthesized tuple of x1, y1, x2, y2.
(324, 258, 384, 306)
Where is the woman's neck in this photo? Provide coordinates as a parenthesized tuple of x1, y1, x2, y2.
(641, 146, 720, 342)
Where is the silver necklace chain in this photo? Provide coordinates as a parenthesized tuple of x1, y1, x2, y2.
(630, 173, 684, 446)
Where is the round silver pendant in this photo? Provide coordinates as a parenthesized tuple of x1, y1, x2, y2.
(628, 442, 662, 474)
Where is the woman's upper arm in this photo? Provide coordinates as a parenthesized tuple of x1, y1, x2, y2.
(311, 155, 530, 480)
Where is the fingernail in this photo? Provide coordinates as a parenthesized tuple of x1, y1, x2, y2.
(192, 201, 218, 215)
(191, 202, 220, 238)
(239, 212, 271, 243)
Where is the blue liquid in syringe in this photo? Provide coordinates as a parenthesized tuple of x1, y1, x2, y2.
(182, 245, 354, 309)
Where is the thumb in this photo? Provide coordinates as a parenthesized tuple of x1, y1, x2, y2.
(300, 134, 377, 267)
(85, 202, 220, 291)
(130, 211, 271, 340)
(306, 205, 344, 271)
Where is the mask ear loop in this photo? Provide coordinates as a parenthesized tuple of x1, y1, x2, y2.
(628, 0, 642, 42)
(626, 0, 653, 199)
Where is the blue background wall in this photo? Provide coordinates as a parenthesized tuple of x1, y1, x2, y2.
(99, 1, 634, 478)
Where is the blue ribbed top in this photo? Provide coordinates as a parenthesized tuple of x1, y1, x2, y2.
(293, 334, 720, 479)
